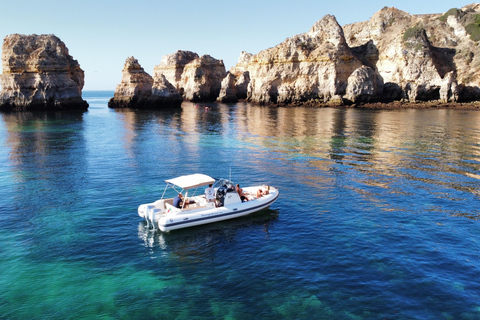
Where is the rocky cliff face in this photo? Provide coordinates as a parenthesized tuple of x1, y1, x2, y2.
(0, 34, 88, 111)
(240, 15, 365, 105)
(153, 50, 199, 95)
(219, 51, 253, 101)
(226, 4, 480, 105)
(108, 57, 182, 108)
(121, 4, 480, 106)
(154, 51, 226, 102)
(343, 7, 456, 102)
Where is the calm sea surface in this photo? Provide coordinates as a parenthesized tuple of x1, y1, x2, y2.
(1, 91, 480, 319)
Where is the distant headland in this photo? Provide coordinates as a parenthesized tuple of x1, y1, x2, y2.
(2, 4, 480, 111)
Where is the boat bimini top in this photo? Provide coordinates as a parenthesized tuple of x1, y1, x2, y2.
(165, 173, 215, 190)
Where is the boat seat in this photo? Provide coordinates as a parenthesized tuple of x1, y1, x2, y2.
(165, 202, 176, 212)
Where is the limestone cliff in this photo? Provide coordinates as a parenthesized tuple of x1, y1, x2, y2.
(229, 4, 480, 105)
(232, 15, 366, 105)
(109, 57, 182, 108)
(343, 7, 453, 102)
(343, 4, 480, 103)
(0, 34, 88, 111)
(217, 72, 238, 103)
(181, 55, 227, 101)
(217, 51, 252, 102)
(154, 51, 226, 102)
(153, 50, 199, 95)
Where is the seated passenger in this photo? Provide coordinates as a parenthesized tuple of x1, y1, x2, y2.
(173, 193, 184, 208)
(257, 186, 270, 198)
(236, 184, 248, 202)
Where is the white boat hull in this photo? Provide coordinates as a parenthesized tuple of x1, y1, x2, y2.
(139, 186, 279, 232)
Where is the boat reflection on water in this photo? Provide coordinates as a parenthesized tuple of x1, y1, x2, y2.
(137, 208, 279, 251)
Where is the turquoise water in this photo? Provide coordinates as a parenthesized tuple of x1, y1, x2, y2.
(1, 92, 480, 319)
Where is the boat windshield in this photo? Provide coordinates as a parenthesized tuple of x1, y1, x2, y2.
(213, 178, 235, 190)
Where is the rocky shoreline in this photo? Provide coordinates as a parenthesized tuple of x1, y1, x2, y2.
(107, 3, 480, 109)
(355, 101, 480, 110)
(2, 4, 480, 111)
(233, 99, 480, 110)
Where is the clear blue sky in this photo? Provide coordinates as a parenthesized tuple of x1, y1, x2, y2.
(0, 0, 469, 90)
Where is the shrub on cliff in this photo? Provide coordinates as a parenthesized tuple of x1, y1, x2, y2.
(439, 8, 462, 22)
(402, 25, 424, 41)
(465, 14, 480, 42)
(402, 25, 428, 51)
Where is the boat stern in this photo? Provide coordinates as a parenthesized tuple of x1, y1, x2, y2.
(138, 204, 153, 218)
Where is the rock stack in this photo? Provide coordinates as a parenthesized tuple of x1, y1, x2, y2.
(154, 51, 226, 102)
(0, 34, 88, 111)
(116, 4, 480, 106)
(108, 57, 182, 109)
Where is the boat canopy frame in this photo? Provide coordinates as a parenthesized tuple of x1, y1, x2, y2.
(160, 174, 217, 205)
(165, 173, 215, 190)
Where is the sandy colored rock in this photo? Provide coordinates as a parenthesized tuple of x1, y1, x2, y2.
(154, 51, 226, 102)
(109, 57, 182, 108)
(239, 15, 364, 104)
(217, 72, 238, 103)
(227, 4, 480, 105)
(153, 50, 199, 95)
(0, 34, 88, 111)
(343, 5, 475, 102)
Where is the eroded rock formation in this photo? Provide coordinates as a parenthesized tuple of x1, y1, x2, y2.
(0, 34, 88, 111)
(225, 4, 480, 105)
(154, 52, 227, 102)
(153, 50, 199, 95)
(217, 72, 238, 103)
(219, 51, 252, 101)
(108, 57, 182, 108)
(245, 15, 365, 105)
(109, 4, 480, 107)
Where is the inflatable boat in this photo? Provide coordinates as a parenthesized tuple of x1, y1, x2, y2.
(138, 173, 279, 232)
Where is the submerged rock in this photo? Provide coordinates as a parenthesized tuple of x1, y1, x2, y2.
(0, 34, 88, 111)
(108, 57, 182, 109)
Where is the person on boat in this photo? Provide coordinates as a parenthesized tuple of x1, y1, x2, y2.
(205, 184, 215, 203)
(173, 193, 184, 208)
(257, 185, 270, 198)
(236, 184, 248, 202)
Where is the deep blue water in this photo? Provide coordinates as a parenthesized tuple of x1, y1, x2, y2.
(1, 91, 480, 319)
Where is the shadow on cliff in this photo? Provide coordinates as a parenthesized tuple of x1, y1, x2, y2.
(350, 40, 404, 102)
(431, 46, 456, 78)
(350, 40, 379, 71)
